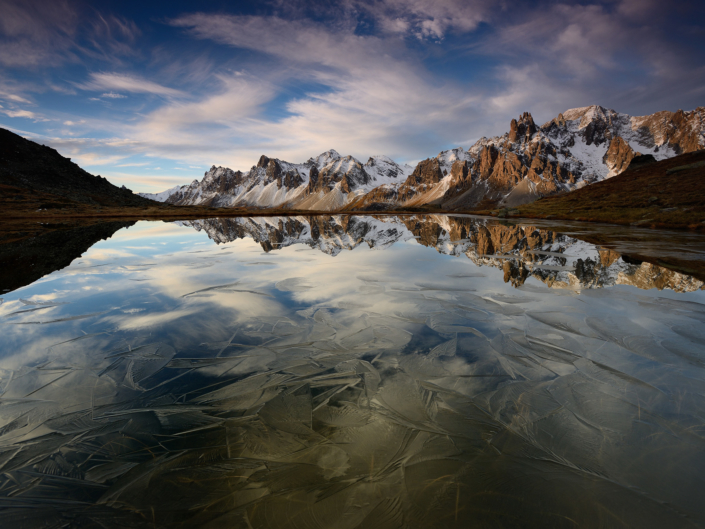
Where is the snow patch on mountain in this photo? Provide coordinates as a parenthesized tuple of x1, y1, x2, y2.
(138, 185, 184, 202)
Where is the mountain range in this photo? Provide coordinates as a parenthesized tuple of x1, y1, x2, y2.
(143, 105, 705, 211)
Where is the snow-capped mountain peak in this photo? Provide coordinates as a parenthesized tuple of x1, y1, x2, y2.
(141, 105, 704, 210)
(309, 149, 342, 170)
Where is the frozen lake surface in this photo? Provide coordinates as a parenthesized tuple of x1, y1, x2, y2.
(1, 215, 704, 528)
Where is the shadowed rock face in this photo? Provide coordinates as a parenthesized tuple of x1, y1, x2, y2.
(409, 158, 444, 186)
(0, 221, 135, 293)
(183, 215, 705, 291)
(308, 156, 368, 194)
(395, 158, 445, 202)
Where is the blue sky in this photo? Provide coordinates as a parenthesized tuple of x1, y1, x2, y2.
(1, 0, 703, 193)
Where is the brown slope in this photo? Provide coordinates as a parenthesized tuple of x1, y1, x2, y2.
(507, 150, 705, 230)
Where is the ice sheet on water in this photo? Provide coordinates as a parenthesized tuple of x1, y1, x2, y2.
(415, 282, 476, 292)
(11, 311, 107, 325)
(661, 336, 705, 366)
(527, 311, 599, 337)
(275, 277, 314, 291)
(181, 281, 240, 297)
(490, 293, 537, 304)
(313, 402, 371, 427)
(19, 299, 65, 306)
(166, 357, 235, 368)
(5, 304, 68, 316)
(84, 462, 139, 484)
(428, 336, 457, 359)
(184, 261, 218, 269)
(124, 345, 175, 390)
(272, 321, 301, 336)
(426, 313, 483, 337)
(1, 216, 704, 526)
(671, 324, 705, 345)
(585, 315, 663, 356)
(517, 283, 578, 295)
(651, 297, 705, 314)
(374, 373, 436, 427)
(339, 326, 376, 349)
(454, 292, 525, 316)
(193, 372, 293, 404)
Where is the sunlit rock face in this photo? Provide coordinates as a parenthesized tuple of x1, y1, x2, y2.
(183, 215, 704, 292)
(142, 106, 705, 211)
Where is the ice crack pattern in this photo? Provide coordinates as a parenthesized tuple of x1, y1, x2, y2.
(0, 215, 704, 528)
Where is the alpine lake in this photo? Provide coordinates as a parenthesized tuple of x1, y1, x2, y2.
(1, 214, 705, 529)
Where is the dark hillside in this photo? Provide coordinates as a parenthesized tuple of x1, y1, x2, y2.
(0, 128, 153, 206)
(509, 150, 705, 230)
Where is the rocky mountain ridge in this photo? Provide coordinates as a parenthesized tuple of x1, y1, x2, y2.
(146, 150, 413, 211)
(143, 104, 704, 211)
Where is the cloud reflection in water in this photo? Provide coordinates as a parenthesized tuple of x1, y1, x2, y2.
(0, 216, 704, 527)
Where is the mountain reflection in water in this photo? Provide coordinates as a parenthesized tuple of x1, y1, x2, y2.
(184, 215, 705, 291)
(0, 215, 704, 528)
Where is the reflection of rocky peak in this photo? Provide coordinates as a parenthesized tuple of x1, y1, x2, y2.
(456, 222, 704, 292)
(184, 215, 413, 257)
(181, 215, 703, 292)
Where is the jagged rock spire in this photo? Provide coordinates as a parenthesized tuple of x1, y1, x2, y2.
(508, 112, 538, 143)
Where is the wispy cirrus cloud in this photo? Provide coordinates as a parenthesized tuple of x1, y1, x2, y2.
(1, 0, 703, 194)
(474, 0, 705, 114)
(85, 14, 141, 60)
(101, 91, 127, 99)
(0, 92, 32, 104)
(160, 13, 482, 166)
(2, 109, 37, 119)
(78, 72, 184, 97)
(0, 0, 141, 69)
(0, 0, 79, 67)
